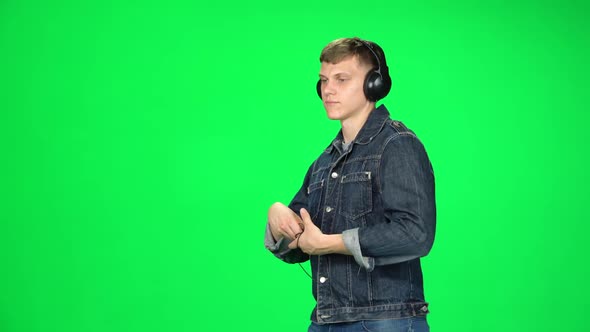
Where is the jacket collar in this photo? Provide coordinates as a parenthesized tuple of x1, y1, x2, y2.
(325, 104, 390, 153)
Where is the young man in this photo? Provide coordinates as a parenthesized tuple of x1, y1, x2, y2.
(264, 37, 436, 332)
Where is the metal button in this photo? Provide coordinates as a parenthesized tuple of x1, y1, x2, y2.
(319, 277, 327, 283)
(325, 206, 332, 213)
(331, 172, 338, 179)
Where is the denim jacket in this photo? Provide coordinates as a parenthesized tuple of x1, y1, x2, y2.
(265, 105, 436, 324)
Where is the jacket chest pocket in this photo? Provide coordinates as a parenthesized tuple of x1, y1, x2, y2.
(338, 171, 373, 220)
(306, 179, 325, 221)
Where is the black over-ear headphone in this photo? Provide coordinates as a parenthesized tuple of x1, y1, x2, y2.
(316, 38, 391, 102)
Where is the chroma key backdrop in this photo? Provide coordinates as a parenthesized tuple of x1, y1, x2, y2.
(1, 1, 589, 331)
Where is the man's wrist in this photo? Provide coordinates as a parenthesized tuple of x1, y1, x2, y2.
(324, 234, 351, 255)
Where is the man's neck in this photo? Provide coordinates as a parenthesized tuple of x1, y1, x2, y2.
(341, 104, 375, 143)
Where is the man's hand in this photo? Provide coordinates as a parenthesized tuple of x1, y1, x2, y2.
(288, 208, 351, 256)
(268, 202, 304, 241)
(287, 208, 323, 254)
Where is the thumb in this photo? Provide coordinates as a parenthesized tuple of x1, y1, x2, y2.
(300, 208, 314, 226)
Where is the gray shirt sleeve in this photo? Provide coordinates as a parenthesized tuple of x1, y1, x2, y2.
(264, 222, 310, 264)
(264, 222, 289, 254)
(343, 227, 422, 272)
(342, 228, 375, 271)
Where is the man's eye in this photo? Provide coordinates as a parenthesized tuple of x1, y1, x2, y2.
(337, 78, 347, 82)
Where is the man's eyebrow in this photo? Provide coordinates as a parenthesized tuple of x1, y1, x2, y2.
(318, 72, 351, 78)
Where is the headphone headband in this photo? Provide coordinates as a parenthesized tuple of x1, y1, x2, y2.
(357, 39, 382, 75)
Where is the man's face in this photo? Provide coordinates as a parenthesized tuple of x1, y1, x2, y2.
(318, 56, 372, 121)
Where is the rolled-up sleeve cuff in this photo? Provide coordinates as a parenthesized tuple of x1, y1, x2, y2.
(342, 228, 375, 272)
(264, 222, 280, 251)
(264, 223, 292, 258)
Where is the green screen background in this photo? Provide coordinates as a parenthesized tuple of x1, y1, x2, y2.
(1, 0, 589, 331)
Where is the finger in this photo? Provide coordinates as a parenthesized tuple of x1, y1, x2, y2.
(289, 221, 304, 235)
(281, 221, 302, 240)
(300, 208, 313, 225)
(279, 223, 296, 240)
(288, 239, 298, 250)
(289, 225, 301, 239)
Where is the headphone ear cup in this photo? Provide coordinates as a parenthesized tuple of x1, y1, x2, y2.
(316, 80, 322, 99)
(364, 70, 384, 102)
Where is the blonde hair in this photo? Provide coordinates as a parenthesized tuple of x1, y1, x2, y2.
(319, 37, 378, 69)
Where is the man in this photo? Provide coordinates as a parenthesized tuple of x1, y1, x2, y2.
(265, 37, 436, 332)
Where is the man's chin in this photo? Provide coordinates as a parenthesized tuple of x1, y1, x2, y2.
(325, 110, 341, 120)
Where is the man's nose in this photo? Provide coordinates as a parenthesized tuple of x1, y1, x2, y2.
(323, 80, 336, 96)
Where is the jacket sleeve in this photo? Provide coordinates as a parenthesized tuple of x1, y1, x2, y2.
(343, 133, 436, 270)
